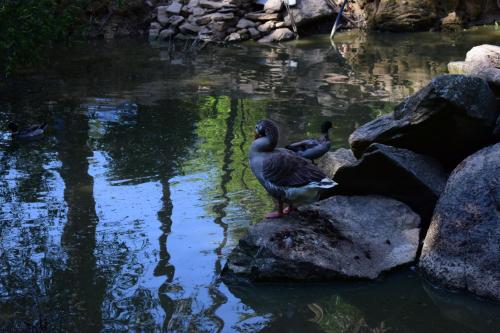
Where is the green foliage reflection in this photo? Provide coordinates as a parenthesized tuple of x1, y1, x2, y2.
(183, 95, 274, 223)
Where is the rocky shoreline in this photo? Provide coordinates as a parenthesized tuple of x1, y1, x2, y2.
(88, 0, 500, 42)
(222, 44, 500, 302)
(137, 0, 500, 43)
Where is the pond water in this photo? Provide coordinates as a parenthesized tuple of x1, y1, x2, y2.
(1, 27, 500, 332)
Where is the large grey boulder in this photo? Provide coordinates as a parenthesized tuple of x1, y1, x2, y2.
(317, 148, 357, 179)
(223, 195, 420, 282)
(349, 75, 499, 168)
(419, 143, 500, 301)
(333, 143, 447, 224)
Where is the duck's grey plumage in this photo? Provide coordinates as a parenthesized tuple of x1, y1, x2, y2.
(263, 148, 325, 187)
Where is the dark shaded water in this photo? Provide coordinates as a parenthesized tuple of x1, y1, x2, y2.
(1, 28, 500, 332)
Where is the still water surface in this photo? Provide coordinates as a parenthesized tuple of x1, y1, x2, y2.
(1, 28, 500, 332)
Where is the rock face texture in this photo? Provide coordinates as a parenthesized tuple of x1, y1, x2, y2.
(90, 0, 500, 39)
(349, 75, 499, 168)
(333, 144, 447, 224)
(370, 0, 437, 31)
(419, 143, 500, 301)
(317, 148, 357, 179)
(223, 195, 420, 282)
(465, 44, 500, 67)
(257, 27, 294, 43)
(283, 0, 334, 27)
(351, 0, 500, 32)
(448, 44, 500, 96)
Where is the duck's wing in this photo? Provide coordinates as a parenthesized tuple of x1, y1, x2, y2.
(263, 148, 326, 187)
(299, 141, 331, 160)
(285, 139, 319, 152)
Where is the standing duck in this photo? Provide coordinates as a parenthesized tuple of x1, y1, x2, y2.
(7, 122, 47, 140)
(285, 121, 333, 163)
(249, 119, 336, 218)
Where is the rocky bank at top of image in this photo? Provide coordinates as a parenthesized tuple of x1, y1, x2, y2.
(223, 44, 500, 303)
(143, 0, 500, 44)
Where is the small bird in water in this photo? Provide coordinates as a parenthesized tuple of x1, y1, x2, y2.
(249, 119, 336, 218)
(7, 122, 47, 140)
(285, 121, 333, 163)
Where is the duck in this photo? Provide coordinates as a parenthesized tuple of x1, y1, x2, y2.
(249, 119, 336, 219)
(7, 122, 47, 140)
(285, 121, 333, 163)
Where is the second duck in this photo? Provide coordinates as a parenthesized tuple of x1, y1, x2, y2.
(285, 120, 332, 163)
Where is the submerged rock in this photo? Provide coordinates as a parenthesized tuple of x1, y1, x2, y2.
(223, 195, 420, 282)
(333, 144, 447, 224)
(419, 143, 500, 301)
(317, 148, 357, 179)
(349, 75, 499, 168)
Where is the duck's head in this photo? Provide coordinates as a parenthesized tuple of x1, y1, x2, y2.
(253, 119, 279, 151)
(321, 121, 333, 134)
(7, 122, 18, 133)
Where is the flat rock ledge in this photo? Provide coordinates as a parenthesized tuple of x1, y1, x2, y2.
(222, 195, 420, 282)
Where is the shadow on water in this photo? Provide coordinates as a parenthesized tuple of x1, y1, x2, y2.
(1, 26, 500, 332)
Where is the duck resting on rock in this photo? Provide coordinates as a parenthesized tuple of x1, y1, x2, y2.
(249, 119, 336, 219)
(7, 122, 47, 140)
(285, 121, 333, 163)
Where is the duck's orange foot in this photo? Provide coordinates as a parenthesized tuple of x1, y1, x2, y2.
(266, 211, 284, 219)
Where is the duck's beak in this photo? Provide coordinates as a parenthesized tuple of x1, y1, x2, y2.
(254, 132, 261, 140)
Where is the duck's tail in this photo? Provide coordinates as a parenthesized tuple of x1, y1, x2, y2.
(316, 178, 337, 189)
